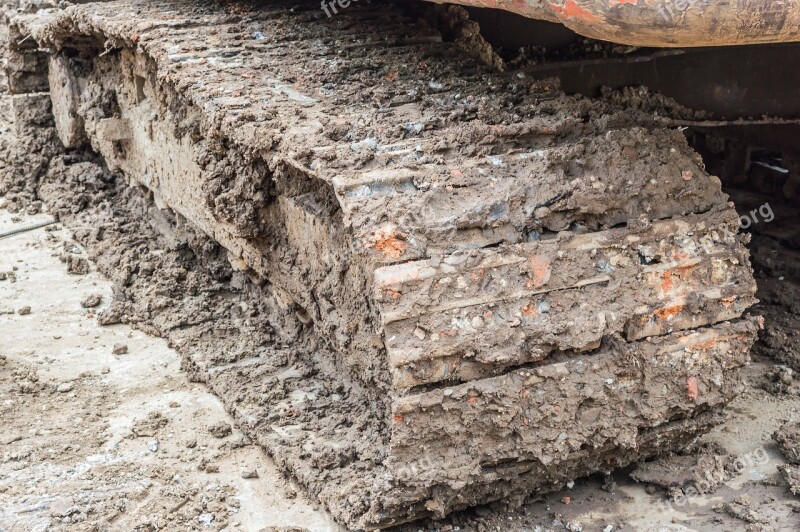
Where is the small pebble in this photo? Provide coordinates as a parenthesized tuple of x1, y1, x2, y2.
(18, 306, 31, 316)
(81, 294, 102, 308)
(56, 382, 74, 393)
(596, 259, 614, 273)
(112, 343, 129, 355)
(241, 468, 259, 479)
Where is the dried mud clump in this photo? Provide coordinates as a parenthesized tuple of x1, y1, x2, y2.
(630, 443, 739, 498)
(773, 422, 800, 465)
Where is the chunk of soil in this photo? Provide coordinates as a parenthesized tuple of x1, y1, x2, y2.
(208, 421, 232, 439)
(773, 422, 800, 465)
(112, 343, 128, 355)
(80, 293, 102, 308)
(131, 411, 169, 438)
(779, 465, 800, 495)
(630, 443, 734, 495)
(63, 254, 89, 275)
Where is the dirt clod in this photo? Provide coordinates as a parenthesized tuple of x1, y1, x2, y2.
(131, 412, 168, 438)
(208, 421, 232, 439)
(773, 422, 800, 465)
(779, 465, 800, 495)
(241, 468, 259, 479)
(112, 343, 128, 355)
(630, 443, 733, 495)
(80, 293, 102, 308)
(63, 254, 89, 275)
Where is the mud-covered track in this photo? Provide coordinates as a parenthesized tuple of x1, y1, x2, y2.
(6, 0, 761, 529)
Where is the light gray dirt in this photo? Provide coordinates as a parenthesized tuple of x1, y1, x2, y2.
(0, 209, 340, 532)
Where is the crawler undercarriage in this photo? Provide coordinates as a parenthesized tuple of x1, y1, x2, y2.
(1, 1, 777, 529)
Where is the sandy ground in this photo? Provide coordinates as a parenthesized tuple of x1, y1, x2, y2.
(2, 205, 800, 532)
(0, 208, 341, 531)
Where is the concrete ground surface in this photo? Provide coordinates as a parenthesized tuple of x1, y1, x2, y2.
(0, 208, 341, 531)
(2, 206, 800, 532)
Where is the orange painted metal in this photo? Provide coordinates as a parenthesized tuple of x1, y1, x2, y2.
(429, 0, 800, 47)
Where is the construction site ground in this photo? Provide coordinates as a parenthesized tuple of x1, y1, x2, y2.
(4, 1, 800, 531)
(2, 207, 800, 532)
(0, 209, 341, 532)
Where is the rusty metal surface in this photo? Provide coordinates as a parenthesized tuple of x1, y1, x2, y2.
(428, 0, 800, 47)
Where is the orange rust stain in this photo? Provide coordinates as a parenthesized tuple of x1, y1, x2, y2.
(660, 271, 674, 294)
(686, 338, 720, 351)
(521, 304, 538, 317)
(466, 396, 478, 405)
(394, 415, 404, 423)
(659, 263, 698, 295)
(384, 288, 402, 300)
(670, 250, 691, 261)
(550, 1, 602, 23)
(687, 377, 699, 401)
(655, 304, 683, 321)
(520, 389, 530, 399)
(721, 296, 737, 309)
(525, 255, 552, 289)
(451, 169, 463, 178)
(374, 229, 407, 259)
(470, 268, 486, 281)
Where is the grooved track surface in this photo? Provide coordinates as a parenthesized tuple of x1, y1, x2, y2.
(18, 1, 761, 529)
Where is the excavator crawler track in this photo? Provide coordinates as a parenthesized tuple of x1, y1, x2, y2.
(5, 0, 759, 528)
